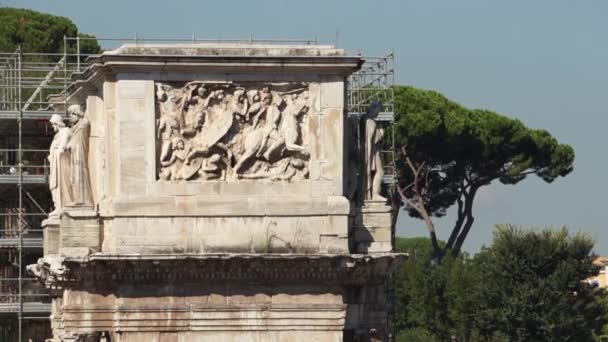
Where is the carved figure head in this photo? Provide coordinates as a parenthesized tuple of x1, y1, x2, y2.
(156, 86, 168, 102)
(234, 89, 246, 103)
(290, 159, 305, 169)
(197, 85, 207, 98)
(49, 114, 65, 131)
(68, 104, 84, 124)
(208, 154, 221, 164)
(172, 138, 185, 150)
(262, 93, 272, 105)
(214, 89, 225, 101)
(365, 100, 382, 119)
(247, 90, 260, 103)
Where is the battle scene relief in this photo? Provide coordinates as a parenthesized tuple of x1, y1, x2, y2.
(156, 82, 312, 182)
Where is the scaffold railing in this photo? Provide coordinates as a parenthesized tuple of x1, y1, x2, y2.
(0, 44, 58, 341)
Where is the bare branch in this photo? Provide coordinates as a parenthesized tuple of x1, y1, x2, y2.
(396, 183, 420, 211)
(406, 156, 418, 177)
(403, 182, 415, 192)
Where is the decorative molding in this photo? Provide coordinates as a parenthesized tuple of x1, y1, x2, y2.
(31, 254, 405, 289)
(59, 304, 347, 332)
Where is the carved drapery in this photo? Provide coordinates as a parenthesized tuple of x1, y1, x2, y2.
(48, 104, 94, 217)
(156, 82, 311, 182)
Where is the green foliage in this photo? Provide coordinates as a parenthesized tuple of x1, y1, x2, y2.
(475, 225, 606, 342)
(594, 293, 608, 341)
(395, 236, 445, 257)
(393, 85, 575, 254)
(393, 237, 480, 340)
(393, 228, 606, 341)
(394, 86, 575, 184)
(396, 327, 440, 342)
(0, 7, 101, 53)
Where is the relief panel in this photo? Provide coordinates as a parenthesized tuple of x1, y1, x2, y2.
(156, 82, 313, 182)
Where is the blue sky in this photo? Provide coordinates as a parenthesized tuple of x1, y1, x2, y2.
(6, 0, 607, 254)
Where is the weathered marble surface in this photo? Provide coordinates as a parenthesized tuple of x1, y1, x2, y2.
(31, 43, 401, 342)
(34, 253, 404, 342)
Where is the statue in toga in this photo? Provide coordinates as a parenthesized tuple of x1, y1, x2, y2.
(67, 104, 94, 207)
(363, 101, 386, 201)
(48, 114, 72, 216)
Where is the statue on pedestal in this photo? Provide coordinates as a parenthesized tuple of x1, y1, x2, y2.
(363, 101, 386, 201)
(67, 104, 93, 207)
(48, 114, 72, 216)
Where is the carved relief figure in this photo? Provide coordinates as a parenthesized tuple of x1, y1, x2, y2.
(67, 104, 94, 206)
(240, 157, 308, 181)
(363, 102, 386, 201)
(48, 114, 72, 216)
(156, 82, 311, 182)
(280, 91, 309, 154)
(159, 138, 191, 180)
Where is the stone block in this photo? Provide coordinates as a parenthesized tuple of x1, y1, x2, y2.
(42, 217, 60, 256)
(60, 208, 101, 256)
(320, 108, 345, 194)
(320, 78, 344, 109)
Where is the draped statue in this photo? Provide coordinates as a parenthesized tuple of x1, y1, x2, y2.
(363, 102, 386, 201)
(48, 114, 73, 216)
(67, 104, 94, 207)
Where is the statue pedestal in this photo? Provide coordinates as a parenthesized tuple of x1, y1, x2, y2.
(354, 200, 393, 254)
(42, 216, 61, 256)
(60, 207, 100, 258)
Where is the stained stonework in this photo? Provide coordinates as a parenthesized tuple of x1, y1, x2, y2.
(29, 43, 403, 342)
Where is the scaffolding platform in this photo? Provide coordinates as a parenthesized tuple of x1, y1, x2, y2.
(0, 110, 60, 120)
(0, 175, 48, 184)
(0, 302, 51, 314)
(0, 237, 43, 249)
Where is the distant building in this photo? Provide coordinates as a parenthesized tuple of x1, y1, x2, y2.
(587, 257, 608, 288)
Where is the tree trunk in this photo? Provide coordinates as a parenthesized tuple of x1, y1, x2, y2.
(444, 196, 465, 254)
(421, 210, 443, 262)
(445, 208, 464, 253)
(450, 187, 478, 256)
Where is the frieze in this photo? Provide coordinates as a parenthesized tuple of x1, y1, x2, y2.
(156, 82, 312, 182)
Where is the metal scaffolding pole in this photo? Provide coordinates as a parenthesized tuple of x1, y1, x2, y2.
(17, 45, 23, 342)
(64, 36, 68, 118)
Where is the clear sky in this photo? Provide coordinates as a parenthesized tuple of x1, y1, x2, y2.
(5, 0, 607, 254)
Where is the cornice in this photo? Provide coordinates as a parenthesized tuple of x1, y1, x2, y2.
(32, 253, 405, 290)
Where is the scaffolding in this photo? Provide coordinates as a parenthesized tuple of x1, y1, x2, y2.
(0, 46, 77, 341)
